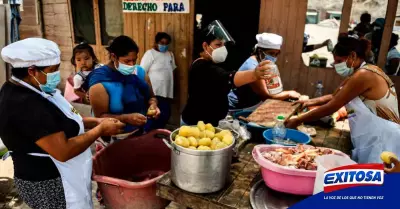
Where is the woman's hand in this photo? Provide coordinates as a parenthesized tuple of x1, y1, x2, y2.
(124, 113, 147, 126)
(294, 99, 317, 110)
(285, 118, 302, 129)
(384, 157, 400, 173)
(287, 90, 301, 99)
(254, 60, 274, 80)
(147, 104, 161, 119)
(99, 118, 125, 136)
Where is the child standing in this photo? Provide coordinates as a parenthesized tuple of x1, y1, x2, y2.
(70, 43, 102, 104)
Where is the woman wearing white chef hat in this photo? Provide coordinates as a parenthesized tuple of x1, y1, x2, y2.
(0, 38, 125, 209)
(228, 33, 301, 110)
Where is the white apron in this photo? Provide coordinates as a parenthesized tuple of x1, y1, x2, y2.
(10, 76, 93, 209)
(346, 96, 400, 163)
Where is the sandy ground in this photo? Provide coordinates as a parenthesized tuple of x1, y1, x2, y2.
(0, 147, 103, 209)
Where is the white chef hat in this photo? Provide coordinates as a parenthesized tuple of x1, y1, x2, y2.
(1, 38, 61, 68)
(255, 33, 283, 50)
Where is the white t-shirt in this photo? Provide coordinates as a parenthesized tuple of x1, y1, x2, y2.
(73, 64, 103, 89)
(140, 49, 177, 98)
(73, 71, 91, 89)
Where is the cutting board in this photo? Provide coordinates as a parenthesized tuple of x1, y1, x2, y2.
(245, 99, 301, 128)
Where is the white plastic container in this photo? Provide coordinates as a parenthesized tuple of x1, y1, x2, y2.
(313, 155, 356, 194)
(266, 64, 283, 95)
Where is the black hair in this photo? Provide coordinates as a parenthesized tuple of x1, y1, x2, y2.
(194, 28, 220, 56)
(252, 47, 275, 63)
(390, 33, 399, 49)
(71, 42, 99, 67)
(353, 24, 371, 37)
(155, 32, 171, 43)
(333, 33, 369, 59)
(106, 35, 139, 58)
(11, 66, 47, 79)
(360, 12, 371, 23)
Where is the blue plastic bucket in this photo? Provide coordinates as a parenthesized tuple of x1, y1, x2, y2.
(263, 129, 311, 146)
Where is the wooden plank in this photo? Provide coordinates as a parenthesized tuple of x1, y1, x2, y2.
(145, 13, 156, 52)
(66, 0, 75, 44)
(92, 0, 101, 52)
(310, 126, 328, 147)
(293, 0, 308, 94)
(377, 0, 399, 68)
(277, 0, 291, 88)
(218, 159, 260, 208)
(258, 0, 274, 32)
(283, 0, 300, 90)
(339, 0, 352, 34)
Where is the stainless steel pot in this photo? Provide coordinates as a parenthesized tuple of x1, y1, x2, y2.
(163, 127, 235, 194)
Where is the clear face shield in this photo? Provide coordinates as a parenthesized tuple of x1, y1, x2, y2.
(206, 20, 235, 44)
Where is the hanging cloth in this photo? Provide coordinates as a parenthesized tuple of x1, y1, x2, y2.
(10, 0, 21, 43)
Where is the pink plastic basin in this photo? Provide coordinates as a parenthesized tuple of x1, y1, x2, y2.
(252, 144, 349, 195)
(92, 130, 171, 209)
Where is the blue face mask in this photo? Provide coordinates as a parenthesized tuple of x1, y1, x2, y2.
(116, 62, 135, 75)
(158, 44, 169, 53)
(334, 59, 354, 77)
(264, 54, 278, 63)
(33, 71, 61, 93)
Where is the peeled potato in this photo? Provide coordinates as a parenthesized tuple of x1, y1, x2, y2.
(188, 146, 197, 150)
(198, 146, 211, 151)
(215, 142, 228, 150)
(205, 130, 215, 139)
(222, 135, 234, 146)
(175, 137, 189, 148)
(197, 121, 206, 131)
(190, 127, 200, 138)
(198, 138, 212, 147)
(179, 126, 191, 137)
(188, 137, 198, 147)
(182, 137, 190, 147)
(199, 131, 206, 139)
(175, 137, 184, 147)
(210, 138, 221, 150)
(380, 151, 398, 164)
(205, 123, 215, 133)
(215, 130, 232, 140)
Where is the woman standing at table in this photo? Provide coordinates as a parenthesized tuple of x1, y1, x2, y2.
(286, 35, 400, 164)
(228, 33, 301, 111)
(181, 25, 273, 126)
(0, 38, 125, 209)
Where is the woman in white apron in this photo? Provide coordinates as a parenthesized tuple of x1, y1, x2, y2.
(286, 34, 400, 164)
(0, 38, 125, 209)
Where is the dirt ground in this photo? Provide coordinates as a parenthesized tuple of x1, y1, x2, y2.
(0, 153, 104, 209)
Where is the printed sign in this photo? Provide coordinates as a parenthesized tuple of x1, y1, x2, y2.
(123, 0, 189, 13)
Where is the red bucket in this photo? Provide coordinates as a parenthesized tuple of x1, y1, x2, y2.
(92, 130, 171, 209)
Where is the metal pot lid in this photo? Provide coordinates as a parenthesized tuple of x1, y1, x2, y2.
(250, 180, 309, 209)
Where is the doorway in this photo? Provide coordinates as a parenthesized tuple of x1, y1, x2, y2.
(193, 0, 261, 71)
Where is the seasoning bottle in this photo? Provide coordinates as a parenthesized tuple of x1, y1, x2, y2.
(265, 63, 283, 95)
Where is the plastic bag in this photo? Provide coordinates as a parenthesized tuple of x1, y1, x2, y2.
(313, 155, 356, 194)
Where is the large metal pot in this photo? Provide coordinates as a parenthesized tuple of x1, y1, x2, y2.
(163, 127, 235, 194)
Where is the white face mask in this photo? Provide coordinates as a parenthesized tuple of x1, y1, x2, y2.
(334, 60, 354, 77)
(206, 46, 228, 63)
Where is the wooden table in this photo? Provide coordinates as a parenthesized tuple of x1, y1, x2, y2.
(157, 122, 351, 209)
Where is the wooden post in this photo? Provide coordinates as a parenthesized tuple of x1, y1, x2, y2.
(92, 0, 102, 57)
(339, 0, 352, 34)
(377, 0, 399, 69)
